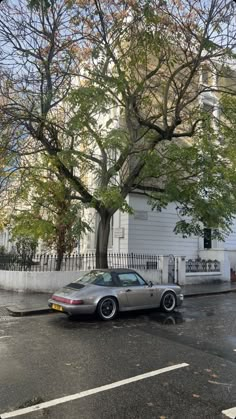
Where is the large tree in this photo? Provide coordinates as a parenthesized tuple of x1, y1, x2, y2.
(0, 0, 236, 267)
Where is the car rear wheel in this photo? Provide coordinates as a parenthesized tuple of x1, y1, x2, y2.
(160, 291, 176, 313)
(97, 297, 118, 321)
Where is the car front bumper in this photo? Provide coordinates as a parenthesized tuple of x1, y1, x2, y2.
(48, 299, 96, 316)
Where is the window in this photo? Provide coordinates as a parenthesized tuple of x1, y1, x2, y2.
(94, 272, 114, 287)
(202, 67, 210, 85)
(202, 102, 214, 116)
(118, 272, 146, 287)
(202, 102, 215, 131)
(204, 228, 212, 249)
(76, 271, 115, 287)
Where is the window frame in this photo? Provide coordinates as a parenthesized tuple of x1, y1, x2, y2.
(116, 272, 147, 287)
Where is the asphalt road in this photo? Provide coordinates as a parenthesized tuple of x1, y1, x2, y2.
(0, 294, 236, 419)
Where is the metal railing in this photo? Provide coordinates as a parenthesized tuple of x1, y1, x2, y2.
(186, 258, 221, 273)
(0, 252, 162, 272)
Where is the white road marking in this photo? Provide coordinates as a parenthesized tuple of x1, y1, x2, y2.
(0, 363, 189, 418)
(222, 406, 236, 418)
(0, 336, 12, 339)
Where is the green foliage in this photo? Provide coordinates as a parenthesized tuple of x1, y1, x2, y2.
(0, 210, 8, 231)
(103, 129, 130, 152)
(94, 187, 133, 214)
(66, 80, 236, 241)
(68, 86, 112, 131)
(11, 213, 55, 243)
(11, 158, 92, 256)
(146, 118, 236, 239)
(28, 0, 52, 10)
(14, 236, 38, 260)
(0, 245, 6, 255)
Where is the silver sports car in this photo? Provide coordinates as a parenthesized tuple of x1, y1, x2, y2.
(48, 269, 184, 321)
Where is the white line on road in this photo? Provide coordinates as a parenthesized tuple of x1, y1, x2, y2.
(222, 406, 236, 418)
(0, 363, 189, 418)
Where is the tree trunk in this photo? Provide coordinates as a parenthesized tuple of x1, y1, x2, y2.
(56, 225, 66, 271)
(56, 247, 64, 271)
(95, 211, 112, 269)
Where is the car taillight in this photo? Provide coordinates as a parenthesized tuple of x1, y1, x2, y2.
(69, 299, 84, 305)
(52, 295, 84, 305)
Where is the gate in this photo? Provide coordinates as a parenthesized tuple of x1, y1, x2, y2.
(168, 255, 179, 284)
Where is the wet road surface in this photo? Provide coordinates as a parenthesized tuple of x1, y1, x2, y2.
(0, 293, 236, 419)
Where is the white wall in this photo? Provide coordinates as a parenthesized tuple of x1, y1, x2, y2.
(185, 272, 223, 284)
(0, 269, 160, 293)
(127, 195, 199, 257)
(223, 218, 236, 250)
(112, 209, 129, 253)
(199, 249, 230, 281)
(0, 271, 88, 293)
(0, 261, 229, 293)
(224, 250, 236, 273)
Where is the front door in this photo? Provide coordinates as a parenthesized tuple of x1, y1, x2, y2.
(117, 272, 155, 308)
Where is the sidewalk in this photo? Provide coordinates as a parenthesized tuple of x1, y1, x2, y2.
(182, 282, 236, 297)
(0, 290, 51, 317)
(1, 282, 236, 317)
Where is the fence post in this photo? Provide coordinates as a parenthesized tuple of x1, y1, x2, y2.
(176, 256, 186, 285)
(159, 256, 169, 284)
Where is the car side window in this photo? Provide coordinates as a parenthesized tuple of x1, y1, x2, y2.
(94, 273, 114, 287)
(118, 273, 146, 287)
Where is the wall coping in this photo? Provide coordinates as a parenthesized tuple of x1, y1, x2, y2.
(186, 272, 221, 277)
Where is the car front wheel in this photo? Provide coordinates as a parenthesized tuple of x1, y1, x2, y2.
(97, 297, 118, 321)
(160, 291, 176, 313)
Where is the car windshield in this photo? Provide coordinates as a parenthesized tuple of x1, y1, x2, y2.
(74, 271, 114, 287)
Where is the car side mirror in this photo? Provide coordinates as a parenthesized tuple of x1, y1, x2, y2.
(148, 281, 153, 287)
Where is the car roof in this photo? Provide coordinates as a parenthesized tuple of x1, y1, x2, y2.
(91, 268, 138, 274)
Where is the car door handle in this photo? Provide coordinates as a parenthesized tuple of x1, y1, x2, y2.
(126, 289, 132, 292)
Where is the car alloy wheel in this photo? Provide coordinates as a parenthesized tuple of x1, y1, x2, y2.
(161, 291, 176, 313)
(97, 297, 118, 321)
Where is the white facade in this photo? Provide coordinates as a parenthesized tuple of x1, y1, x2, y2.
(0, 228, 12, 252)
(117, 194, 200, 257)
(79, 192, 236, 282)
(80, 193, 227, 257)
